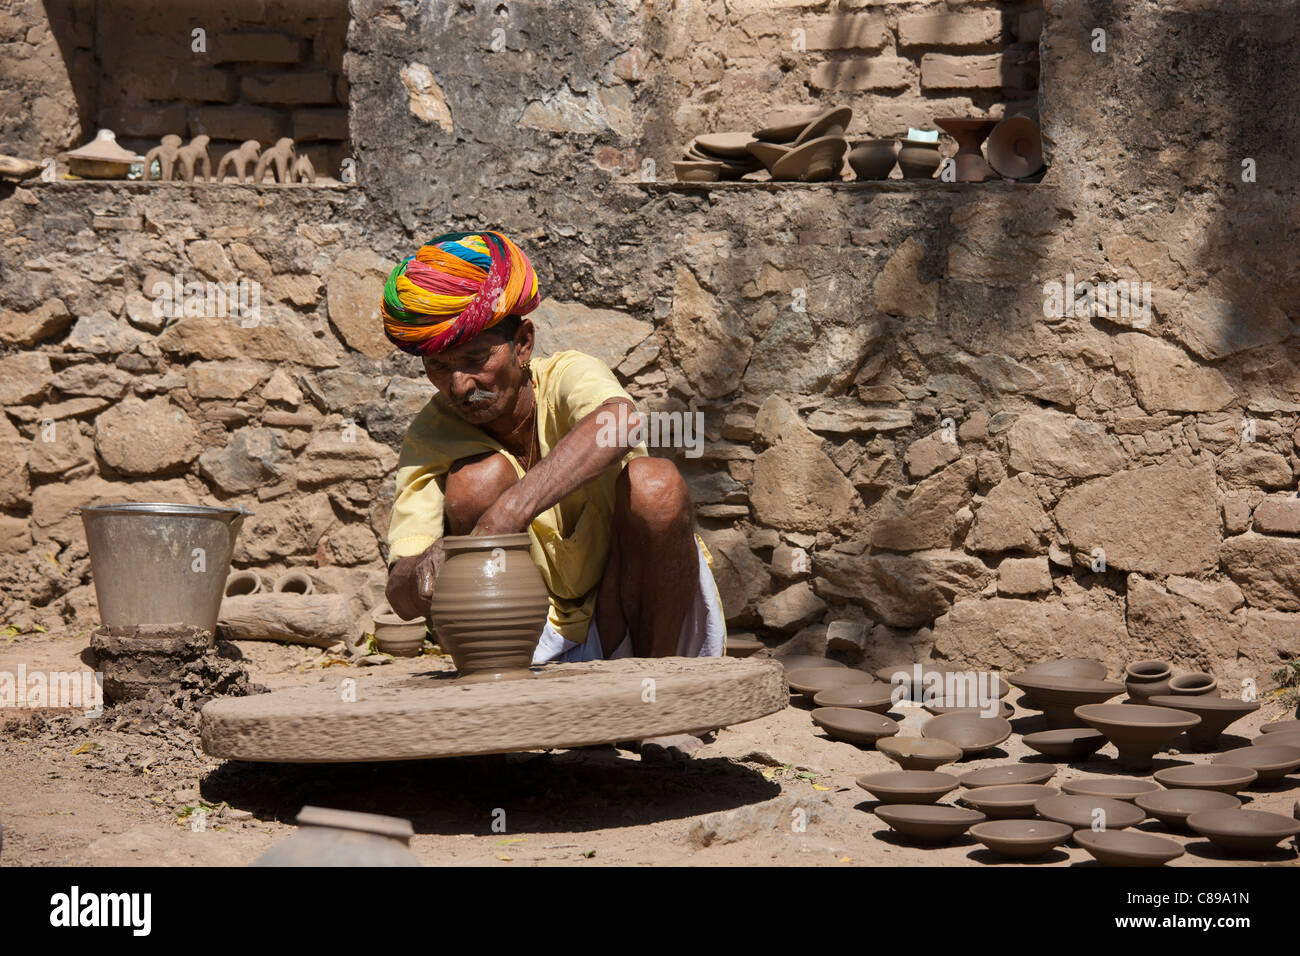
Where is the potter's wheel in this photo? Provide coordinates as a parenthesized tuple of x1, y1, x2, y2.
(200, 657, 787, 763)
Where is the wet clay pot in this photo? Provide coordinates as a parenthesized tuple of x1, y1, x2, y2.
(856, 770, 959, 805)
(252, 806, 420, 867)
(959, 784, 1058, 820)
(428, 533, 549, 683)
(786, 667, 875, 697)
(877, 736, 963, 771)
(921, 713, 1012, 757)
(1260, 719, 1300, 735)
(1060, 778, 1160, 802)
(896, 140, 941, 179)
(1073, 829, 1184, 867)
(958, 764, 1055, 789)
(847, 139, 897, 180)
(812, 683, 897, 713)
(1147, 694, 1258, 751)
(1168, 672, 1217, 696)
(1124, 660, 1173, 702)
(810, 707, 899, 747)
(1007, 673, 1123, 727)
(1074, 703, 1200, 769)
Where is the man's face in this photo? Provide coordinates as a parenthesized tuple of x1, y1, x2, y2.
(421, 331, 525, 425)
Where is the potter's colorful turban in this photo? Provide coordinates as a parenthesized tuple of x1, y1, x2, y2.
(381, 230, 541, 355)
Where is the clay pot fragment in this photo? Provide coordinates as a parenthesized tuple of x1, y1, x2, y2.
(0, 155, 43, 181)
(217, 140, 262, 183)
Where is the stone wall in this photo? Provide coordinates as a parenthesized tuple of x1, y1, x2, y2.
(1, 0, 1297, 686)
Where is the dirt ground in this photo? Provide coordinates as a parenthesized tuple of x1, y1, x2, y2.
(1, 627, 1297, 867)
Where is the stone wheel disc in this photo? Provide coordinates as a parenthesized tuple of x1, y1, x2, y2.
(200, 657, 788, 763)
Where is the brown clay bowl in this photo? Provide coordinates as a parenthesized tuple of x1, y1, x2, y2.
(846, 139, 896, 180)
(1074, 703, 1201, 769)
(1211, 745, 1300, 785)
(810, 707, 900, 747)
(791, 106, 853, 146)
(813, 683, 898, 713)
(1008, 674, 1124, 727)
(1134, 789, 1241, 832)
(921, 713, 1012, 757)
(895, 140, 941, 179)
(878, 664, 1009, 702)
(969, 819, 1074, 858)
(1260, 719, 1300, 735)
(1022, 658, 1109, 680)
(694, 132, 758, 159)
(873, 804, 985, 843)
(877, 736, 963, 771)
(1034, 794, 1146, 830)
(754, 106, 824, 143)
(959, 784, 1059, 820)
(1073, 829, 1185, 867)
(1060, 777, 1161, 802)
(777, 655, 847, 672)
(769, 135, 847, 182)
(785, 667, 872, 696)
(856, 770, 959, 805)
(1168, 672, 1217, 696)
(1021, 728, 1108, 762)
(958, 764, 1056, 789)
(1187, 808, 1300, 854)
(672, 160, 722, 182)
(1153, 764, 1258, 794)
(724, 636, 763, 658)
(744, 141, 791, 173)
(1254, 731, 1300, 750)
(1147, 694, 1259, 750)
(923, 699, 1014, 720)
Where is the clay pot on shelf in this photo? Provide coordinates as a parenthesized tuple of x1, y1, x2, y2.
(428, 533, 549, 683)
(896, 140, 941, 179)
(769, 136, 848, 182)
(64, 129, 142, 179)
(1168, 672, 1217, 696)
(985, 115, 1044, 179)
(372, 608, 427, 657)
(673, 161, 723, 183)
(1124, 659, 1172, 702)
(847, 139, 897, 180)
(934, 117, 997, 182)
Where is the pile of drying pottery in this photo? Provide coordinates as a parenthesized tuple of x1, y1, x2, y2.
(52, 129, 316, 183)
(782, 655, 1300, 865)
(676, 105, 852, 183)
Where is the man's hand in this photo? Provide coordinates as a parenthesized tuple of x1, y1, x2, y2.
(471, 485, 531, 535)
(385, 540, 445, 620)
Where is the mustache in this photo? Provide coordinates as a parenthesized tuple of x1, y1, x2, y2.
(458, 387, 499, 407)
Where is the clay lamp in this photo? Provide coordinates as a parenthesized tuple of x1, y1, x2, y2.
(877, 736, 963, 771)
(856, 770, 959, 805)
(1134, 789, 1241, 833)
(1060, 777, 1161, 802)
(847, 139, 897, 180)
(725, 636, 763, 658)
(923, 699, 1013, 720)
(812, 683, 898, 713)
(1168, 672, 1217, 696)
(1033, 794, 1146, 831)
(1186, 808, 1300, 855)
(969, 819, 1074, 859)
(1007, 674, 1124, 728)
(959, 784, 1059, 819)
(1153, 764, 1258, 795)
(934, 117, 998, 182)
(1021, 728, 1107, 762)
(785, 666, 874, 697)
(754, 105, 825, 143)
(63, 129, 142, 179)
(873, 804, 985, 844)
(810, 707, 900, 747)
(1147, 694, 1259, 751)
(1259, 719, 1300, 735)
(776, 654, 847, 672)
(958, 764, 1055, 789)
(768, 135, 848, 182)
(1073, 829, 1185, 867)
(1074, 703, 1200, 769)
(922, 713, 1012, 757)
(673, 160, 723, 182)
(1211, 745, 1300, 786)
(984, 115, 1044, 179)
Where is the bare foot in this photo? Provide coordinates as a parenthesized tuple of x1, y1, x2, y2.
(638, 733, 705, 764)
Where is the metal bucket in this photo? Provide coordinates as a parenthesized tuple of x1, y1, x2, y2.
(76, 502, 250, 633)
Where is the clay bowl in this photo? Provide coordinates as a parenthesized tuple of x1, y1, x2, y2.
(876, 664, 1006, 703)
(672, 160, 722, 182)
(923, 699, 1014, 720)
(791, 106, 853, 146)
(754, 106, 824, 143)
(1187, 808, 1300, 855)
(786, 667, 873, 697)
(847, 139, 896, 180)
(1254, 731, 1300, 750)
(877, 736, 963, 771)
(810, 707, 900, 747)
(1021, 728, 1108, 762)
(777, 655, 847, 672)
(921, 713, 1012, 757)
(372, 611, 428, 657)
(959, 784, 1059, 820)
(1153, 764, 1258, 794)
(694, 132, 758, 159)
(856, 770, 959, 805)
(1034, 794, 1146, 831)
(1146, 694, 1259, 750)
(1008, 674, 1124, 727)
(1021, 658, 1109, 681)
(1060, 777, 1161, 802)
(1134, 789, 1241, 833)
(768, 135, 847, 182)
(744, 141, 791, 173)
(1168, 672, 1217, 696)
(958, 764, 1055, 789)
(969, 819, 1074, 859)
(1074, 703, 1201, 769)
(813, 683, 898, 713)
(873, 804, 985, 844)
(1211, 745, 1300, 785)
(984, 115, 1044, 179)
(725, 636, 763, 657)
(1073, 829, 1185, 867)
(1260, 719, 1300, 735)
(895, 140, 941, 179)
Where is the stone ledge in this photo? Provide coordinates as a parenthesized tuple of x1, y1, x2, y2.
(626, 180, 1051, 195)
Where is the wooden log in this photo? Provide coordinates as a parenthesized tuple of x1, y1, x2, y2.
(217, 593, 363, 651)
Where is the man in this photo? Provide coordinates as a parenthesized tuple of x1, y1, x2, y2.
(382, 231, 725, 721)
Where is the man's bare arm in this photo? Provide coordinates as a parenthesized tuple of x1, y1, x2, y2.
(385, 539, 444, 620)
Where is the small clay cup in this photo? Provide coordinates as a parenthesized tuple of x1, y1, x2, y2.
(1168, 672, 1217, 696)
(1124, 659, 1173, 702)
(877, 736, 962, 771)
(1153, 764, 1258, 795)
(372, 610, 427, 657)
(873, 804, 985, 844)
(272, 569, 315, 595)
(1073, 829, 1184, 867)
(1134, 789, 1240, 833)
(673, 160, 722, 182)
(969, 819, 1073, 859)
(856, 770, 958, 805)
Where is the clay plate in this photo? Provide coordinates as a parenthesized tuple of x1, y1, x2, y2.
(1074, 829, 1185, 867)
(753, 106, 824, 143)
(1060, 777, 1161, 802)
(694, 132, 758, 158)
(969, 819, 1074, 859)
(875, 664, 1008, 700)
(1146, 694, 1259, 750)
(724, 637, 763, 658)
(810, 707, 900, 746)
(1253, 731, 1300, 749)
(1021, 728, 1107, 762)
(856, 770, 959, 805)
(923, 699, 1014, 720)
(1187, 808, 1300, 854)
(1034, 794, 1146, 830)
(877, 736, 963, 771)
(874, 804, 985, 843)
(958, 764, 1056, 789)
(786, 667, 874, 696)
(1074, 703, 1200, 768)
(921, 713, 1012, 757)
(813, 683, 898, 713)
(1260, 719, 1300, 735)
(1153, 764, 1258, 794)
(1007, 674, 1124, 726)
(1211, 745, 1300, 785)
(1134, 789, 1240, 832)
(959, 784, 1059, 819)
(777, 655, 847, 672)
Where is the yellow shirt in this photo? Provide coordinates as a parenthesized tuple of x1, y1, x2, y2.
(387, 349, 648, 643)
